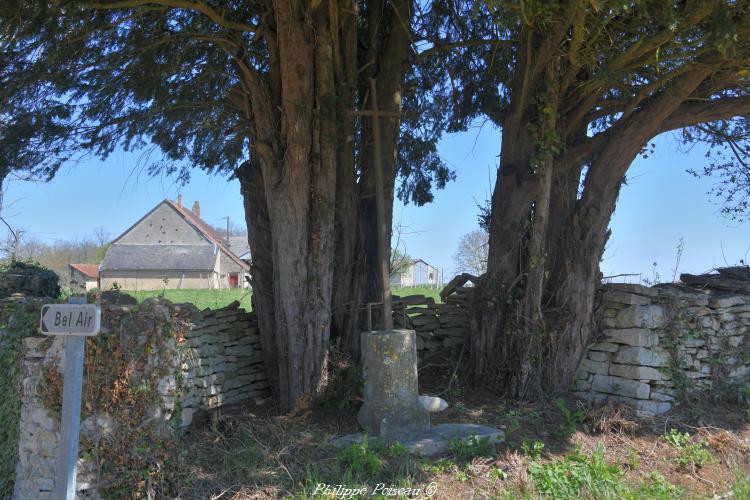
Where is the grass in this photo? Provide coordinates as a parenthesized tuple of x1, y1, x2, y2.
(123, 288, 252, 310)
(174, 391, 750, 499)
(392, 286, 443, 303)
(121, 286, 439, 311)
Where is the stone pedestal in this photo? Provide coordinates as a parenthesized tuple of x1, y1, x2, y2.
(357, 329, 430, 438)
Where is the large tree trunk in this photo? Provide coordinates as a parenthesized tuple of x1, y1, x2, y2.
(237, 160, 278, 395)
(331, 0, 413, 358)
(473, 64, 710, 397)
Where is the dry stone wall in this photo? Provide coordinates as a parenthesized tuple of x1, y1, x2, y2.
(392, 292, 471, 357)
(574, 283, 750, 416)
(179, 302, 269, 427)
(11, 296, 269, 498)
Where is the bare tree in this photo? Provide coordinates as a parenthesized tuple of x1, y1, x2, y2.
(93, 226, 112, 247)
(453, 229, 489, 276)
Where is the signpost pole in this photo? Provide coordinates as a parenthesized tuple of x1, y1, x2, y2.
(56, 295, 86, 500)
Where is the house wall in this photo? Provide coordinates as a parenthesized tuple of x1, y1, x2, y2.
(100, 270, 220, 290)
(70, 270, 99, 291)
(393, 262, 440, 288)
(217, 252, 249, 289)
(412, 261, 439, 286)
(117, 203, 208, 246)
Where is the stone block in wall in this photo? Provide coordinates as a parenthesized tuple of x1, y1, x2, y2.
(603, 290, 651, 305)
(592, 375, 650, 399)
(587, 351, 610, 362)
(602, 328, 657, 347)
(589, 342, 620, 352)
(614, 305, 666, 329)
(608, 363, 667, 381)
(607, 395, 672, 416)
(571, 391, 608, 403)
(651, 390, 677, 402)
(443, 337, 465, 348)
(580, 358, 609, 375)
(605, 283, 660, 298)
(709, 295, 747, 309)
(614, 346, 671, 367)
(435, 327, 468, 338)
(573, 378, 592, 391)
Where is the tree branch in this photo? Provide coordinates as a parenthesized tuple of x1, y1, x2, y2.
(659, 96, 750, 134)
(414, 38, 512, 60)
(82, 0, 258, 32)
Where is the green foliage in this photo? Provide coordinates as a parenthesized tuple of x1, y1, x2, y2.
(125, 288, 252, 311)
(338, 436, 382, 476)
(0, 300, 39, 497)
(554, 399, 585, 440)
(0, 260, 61, 298)
(662, 429, 716, 469)
(521, 439, 545, 460)
(732, 468, 750, 498)
(632, 471, 683, 499)
(448, 435, 496, 461)
(528, 445, 628, 499)
(224, 430, 264, 477)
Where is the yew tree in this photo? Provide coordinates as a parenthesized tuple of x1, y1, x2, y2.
(428, 0, 750, 396)
(2, 0, 452, 411)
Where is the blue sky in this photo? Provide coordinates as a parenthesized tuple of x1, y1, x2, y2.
(2, 126, 748, 282)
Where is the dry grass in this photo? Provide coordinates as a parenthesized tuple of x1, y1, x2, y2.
(174, 383, 750, 499)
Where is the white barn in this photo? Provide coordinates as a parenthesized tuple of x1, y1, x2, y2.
(390, 259, 442, 288)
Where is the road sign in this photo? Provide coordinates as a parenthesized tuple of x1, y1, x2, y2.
(40, 304, 101, 336)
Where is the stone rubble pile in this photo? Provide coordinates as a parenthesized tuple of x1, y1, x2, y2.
(574, 281, 750, 416)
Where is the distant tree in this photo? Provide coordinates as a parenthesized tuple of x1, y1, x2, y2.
(1, 232, 108, 286)
(390, 247, 412, 280)
(93, 226, 112, 247)
(453, 229, 488, 276)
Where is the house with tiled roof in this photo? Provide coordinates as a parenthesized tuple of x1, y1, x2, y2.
(69, 263, 100, 291)
(99, 195, 250, 290)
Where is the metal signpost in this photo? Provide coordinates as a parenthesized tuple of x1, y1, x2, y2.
(40, 298, 101, 500)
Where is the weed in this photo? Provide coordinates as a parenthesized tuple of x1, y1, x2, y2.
(449, 435, 496, 461)
(625, 447, 640, 470)
(505, 410, 522, 433)
(528, 445, 627, 499)
(554, 399, 585, 440)
(224, 430, 264, 477)
(489, 466, 508, 480)
(338, 436, 382, 476)
(662, 428, 716, 469)
(731, 468, 750, 497)
(632, 471, 682, 499)
(662, 428, 691, 448)
(420, 457, 456, 475)
(521, 440, 544, 460)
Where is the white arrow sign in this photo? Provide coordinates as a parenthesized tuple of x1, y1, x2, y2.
(40, 304, 101, 336)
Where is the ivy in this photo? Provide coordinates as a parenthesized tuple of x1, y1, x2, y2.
(0, 300, 40, 497)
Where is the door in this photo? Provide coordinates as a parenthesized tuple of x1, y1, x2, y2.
(229, 273, 239, 288)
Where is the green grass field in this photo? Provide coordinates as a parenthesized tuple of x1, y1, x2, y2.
(123, 286, 442, 311)
(392, 286, 442, 303)
(124, 288, 253, 311)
